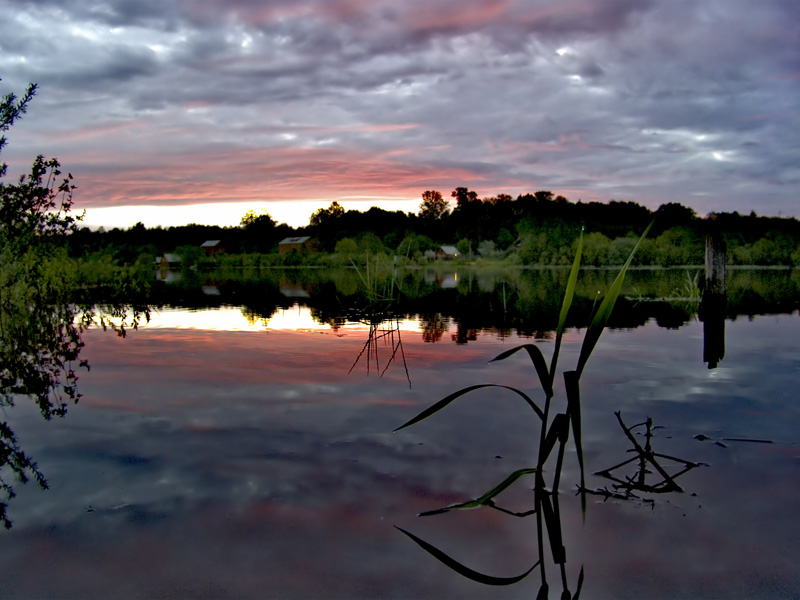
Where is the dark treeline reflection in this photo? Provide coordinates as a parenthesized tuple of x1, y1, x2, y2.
(152, 267, 800, 341)
(0, 277, 149, 528)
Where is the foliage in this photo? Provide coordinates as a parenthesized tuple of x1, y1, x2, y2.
(397, 233, 435, 259)
(60, 179, 800, 268)
(240, 208, 276, 229)
(455, 237, 471, 257)
(496, 227, 515, 250)
(309, 200, 344, 227)
(335, 237, 358, 254)
(0, 79, 150, 528)
(477, 239, 497, 257)
(418, 190, 449, 220)
(581, 232, 611, 267)
(357, 231, 385, 255)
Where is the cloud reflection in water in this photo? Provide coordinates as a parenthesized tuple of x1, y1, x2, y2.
(0, 310, 798, 598)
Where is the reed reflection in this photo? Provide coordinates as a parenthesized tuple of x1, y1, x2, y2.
(171, 266, 800, 347)
(349, 316, 411, 386)
(585, 413, 703, 502)
(345, 256, 413, 385)
(390, 225, 754, 597)
(392, 224, 694, 597)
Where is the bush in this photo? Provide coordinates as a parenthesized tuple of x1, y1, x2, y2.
(335, 238, 358, 254)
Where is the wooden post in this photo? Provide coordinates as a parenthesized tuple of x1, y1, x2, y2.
(699, 225, 727, 368)
(704, 230, 726, 295)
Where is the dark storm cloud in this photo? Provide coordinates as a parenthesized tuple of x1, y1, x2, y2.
(0, 0, 797, 222)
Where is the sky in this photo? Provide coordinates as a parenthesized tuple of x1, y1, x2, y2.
(0, 0, 798, 230)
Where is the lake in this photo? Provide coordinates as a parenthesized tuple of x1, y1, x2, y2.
(1, 267, 799, 598)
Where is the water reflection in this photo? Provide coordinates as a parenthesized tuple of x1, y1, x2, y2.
(397, 466, 584, 597)
(349, 317, 411, 386)
(699, 291, 727, 369)
(0, 285, 147, 527)
(1, 304, 798, 597)
(389, 243, 735, 598)
(3, 265, 800, 596)
(587, 413, 703, 501)
(151, 266, 800, 344)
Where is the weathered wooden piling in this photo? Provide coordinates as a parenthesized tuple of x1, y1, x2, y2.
(704, 229, 726, 295)
(699, 224, 727, 368)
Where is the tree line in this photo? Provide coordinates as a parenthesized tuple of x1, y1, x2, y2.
(68, 188, 800, 269)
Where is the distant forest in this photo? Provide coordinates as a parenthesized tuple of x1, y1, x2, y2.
(69, 189, 800, 268)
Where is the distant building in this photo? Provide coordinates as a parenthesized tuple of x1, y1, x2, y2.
(278, 236, 313, 254)
(157, 253, 182, 268)
(201, 240, 224, 255)
(436, 245, 460, 259)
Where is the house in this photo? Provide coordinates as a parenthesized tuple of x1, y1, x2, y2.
(436, 245, 460, 259)
(278, 236, 313, 254)
(156, 253, 182, 268)
(201, 240, 224, 255)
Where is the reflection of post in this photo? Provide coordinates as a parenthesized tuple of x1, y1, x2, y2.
(699, 227, 726, 369)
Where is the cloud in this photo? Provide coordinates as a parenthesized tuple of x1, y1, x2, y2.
(0, 0, 798, 223)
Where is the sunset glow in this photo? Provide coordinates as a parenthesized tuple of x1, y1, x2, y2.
(1, 0, 797, 227)
(139, 305, 427, 334)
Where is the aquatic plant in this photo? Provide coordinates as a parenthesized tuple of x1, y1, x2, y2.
(346, 254, 411, 385)
(394, 221, 654, 596)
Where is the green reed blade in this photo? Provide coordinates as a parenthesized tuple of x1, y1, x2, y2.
(349, 257, 370, 289)
(573, 566, 585, 600)
(419, 468, 538, 516)
(393, 384, 544, 432)
(418, 500, 482, 516)
(564, 370, 585, 518)
(473, 467, 538, 505)
(395, 526, 538, 586)
(550, 230, 583, 385)
(539, 490, 566, 565)
(536, 583, 549, 600)
(490, 344, 553, 398)
(575, 220, 654, 378)
(540, 413, 570, 465)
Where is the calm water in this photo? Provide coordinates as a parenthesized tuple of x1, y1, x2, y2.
(1, 269, 799, 598)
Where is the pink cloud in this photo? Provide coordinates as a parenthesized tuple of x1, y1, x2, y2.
(402, 0, 510, 33)
(66, 144, 484, 208)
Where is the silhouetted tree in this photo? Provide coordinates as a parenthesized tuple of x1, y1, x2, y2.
(309, 201, 345, 226)
(418, 190, 449, 220)
(451, 187, 479, 207)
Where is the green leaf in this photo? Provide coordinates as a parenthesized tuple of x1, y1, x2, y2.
(420, 468, 539, 516)
(540, 413, 570, 464)
(564, 370, 585, 519)
(490, 344, 552, 397)
(539, 490, 566, 565)
(393, 384, 543, 432)
(575, 220, 654, 377)
(537, 583, 550, 600)
(573, 566, 585, 600)
(550, 230, 583, 384)
(395, 526, 537, 586)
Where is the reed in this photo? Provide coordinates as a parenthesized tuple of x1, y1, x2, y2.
(394, 221, 654, 596)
